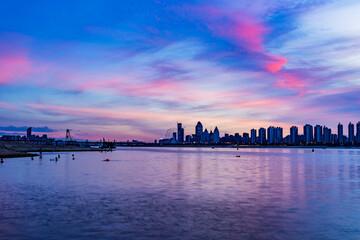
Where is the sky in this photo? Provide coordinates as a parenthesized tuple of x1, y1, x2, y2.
(0, 0, 360, 141)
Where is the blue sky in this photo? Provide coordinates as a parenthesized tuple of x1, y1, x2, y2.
(0, 0, 360, 141)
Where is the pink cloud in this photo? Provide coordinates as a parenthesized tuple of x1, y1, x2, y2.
(265, 54, 287, 73)
(0, 101, 17, 111)
(0, 54, 31, 84)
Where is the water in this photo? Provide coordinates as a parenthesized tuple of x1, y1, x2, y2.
(1, 147, 360, 239)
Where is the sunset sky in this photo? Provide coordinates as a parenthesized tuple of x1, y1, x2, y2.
(1, 0, 360, 141)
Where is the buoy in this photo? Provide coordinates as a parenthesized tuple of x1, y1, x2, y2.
(31, 157, 34, 160)
(237, 148, 239, 150)
(236, 155, 241, 158)
(50, 158, 55, 161)
(0, 158, 4, 164)
(55, 157, 58, 162)
(72, 157, 75, 160)
(72, 154, 74, 157)
(312, 149, 314, 152)
(58, 155, 60, 158)
(105, 158, 110, 161)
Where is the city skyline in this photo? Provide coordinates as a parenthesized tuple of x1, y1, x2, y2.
(1, 0, 360, 141)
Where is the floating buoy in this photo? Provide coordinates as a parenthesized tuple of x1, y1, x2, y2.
(31, 157, 34, 160)
(236, 155, 241, 158)
(312, 149, 314, 152)
(58, 155, 60, 158)
(0, 158, 4, 164)
(237, 148, 239, 150)
(55, 157, 58, 162)
(72, 154, 74, 157)
(105, 158, 110, 161)
(72, 157, 75, 160)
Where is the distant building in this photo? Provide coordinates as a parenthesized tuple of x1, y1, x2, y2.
(27, 127, 32, 139)
(201, 128, 210, 143)
(195, 121, 203, 143)
(357, 121, 360, 144)
(259, 128, 266, 144)
(267, 126, 276, 144)
(172, 132, 177, 143)
(323, 126, 331, 144)
(177, 123, 184, 143)
(250, 129, 256, 144)
(213, 127, 220, 143)
(348, 122, 355, 144)
(303, 124, 313, 144)
(275, 127, 283, 144)
(243, 133, 250, 144)
(185, 135, 191, 143)
(314, 125, 323, 143)
(338, 123, 343, 144)
(290, 126, 298, 144)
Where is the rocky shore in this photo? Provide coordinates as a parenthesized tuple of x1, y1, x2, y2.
(0, 142, 99, 158)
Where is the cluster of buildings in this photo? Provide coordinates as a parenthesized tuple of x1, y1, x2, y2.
(0, 127, 48, 142)
(159, 121, 360, 146)
(159, 122, 220, 144)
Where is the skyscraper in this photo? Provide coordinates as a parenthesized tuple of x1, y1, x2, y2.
(177, 123, 184, 143)
(250, 129, 256, 144)
(338, 123, 343, 144)
(195, 121, 203, 143)
(275, 127, 283, 144)
(213, 126, 220, 143)
(357, 121, 360, 144)
(348, 122, 355, 144)
(314, 125, 323, 143)
(201, 128, 209, 143)
(323, 126, 331, 144)
(290, 126, 298, 144)
(267, 126, 276, 144)
(259, 128, 266, 144)
(303, 124, 313, 144)
(27, 127, 32, 140)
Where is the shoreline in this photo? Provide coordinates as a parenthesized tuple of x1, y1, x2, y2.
(0, 142, 101, 159)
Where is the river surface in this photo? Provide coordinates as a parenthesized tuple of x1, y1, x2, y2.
(1, 147, 360, 239)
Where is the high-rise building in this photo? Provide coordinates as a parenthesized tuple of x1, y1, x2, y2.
(314, 125, 323, 143)
(201, 128, 209, 143)
(323, 126, 331, 144)
(275, 127, 283, 144)
(172, 132, 177, 143)
(267, 126, 276, 144)
(357, 121, 360, 144)
(338, 123, 343, 144)
(195, 121, 203, 143)
(185, 135, 191, 143)
(27, 127, 32, 139)
(177, 123, 184, 143)
(290, 126, 298, 144)
(303, 124, 313, 144)
(250, 129, 256, 144)
(243, 133, 250, 144)
(259, 128, 266, 144)
(348, 122, 355, 144)
(213, 127, 220, 143)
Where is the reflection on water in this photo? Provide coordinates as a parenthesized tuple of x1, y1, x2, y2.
(1, 147, 360, 239)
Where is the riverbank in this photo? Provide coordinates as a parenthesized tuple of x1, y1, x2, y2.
(0, 142, 100, 158)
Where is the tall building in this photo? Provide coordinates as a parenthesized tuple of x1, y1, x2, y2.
(303, 124, 313, 144)
(27, 127, 32, 139)
(348, 122, 355, 144)
(357, 121, 360, 144)
(177, 123, 184, 143)
(195, 121, 203, 143)
(250, 129, 256, 144)
(213, 126, 220, 143)
(323, 126, 331, 144)
(172, 132, 177, 143)
(259, 128, 266, 144)
(267, 126, 276, 144)
(314, 125, 323, 143)
(338, 123, 343, 144)
(201, 129, 209, 143)
(275, 127, 283, 144)
(290, 126, 298, 144)
(243, 133, 250, 144)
